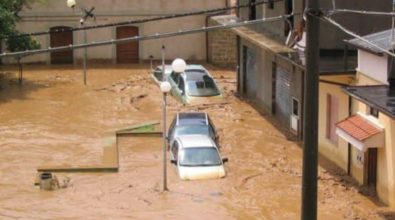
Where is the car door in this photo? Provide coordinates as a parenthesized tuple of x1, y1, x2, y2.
(177, 77, 186, 103)
(168, 72, 184, 102)
(167, 117, 177, 147)
(208, 116, 219, 144)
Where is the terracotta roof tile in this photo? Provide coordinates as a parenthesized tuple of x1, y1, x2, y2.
(336, 115, 381, 141)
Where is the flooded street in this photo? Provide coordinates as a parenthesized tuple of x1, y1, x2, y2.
(0, 64, 392, 219)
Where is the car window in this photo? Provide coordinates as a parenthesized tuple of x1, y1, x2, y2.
(179, 147, 221, 166)
(208, 126, 216, 139)
(168, 117, 176, 138)
(187, 75, 220, 97)
(170, 72, 179, 84)
(178, 78, 185, 93)
(175, 125, 209, 137)
(172, 141, 179, 160)
(153, 68, 163, 81)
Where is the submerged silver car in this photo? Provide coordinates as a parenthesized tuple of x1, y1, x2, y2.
(152, 65, 222, 104)
(167, 112, 218, 148)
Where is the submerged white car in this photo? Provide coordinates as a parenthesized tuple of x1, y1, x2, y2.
(170, 135, 228, 180)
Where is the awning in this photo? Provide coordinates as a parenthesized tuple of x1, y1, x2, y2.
(336, 113, 385, 152)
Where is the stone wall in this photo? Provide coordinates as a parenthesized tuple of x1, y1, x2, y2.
(207, 16, 237, 68)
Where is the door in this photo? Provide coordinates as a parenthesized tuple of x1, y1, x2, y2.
(245, 47, 257, 99)
(274, 65, 292, 126)
(242, 46, 248, 95)
(366, 148, 378, 186)
(50, 26, 73, 64)
(116, 26, 139, 63)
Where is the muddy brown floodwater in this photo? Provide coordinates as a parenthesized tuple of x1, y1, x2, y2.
(0, 64, 393, 220)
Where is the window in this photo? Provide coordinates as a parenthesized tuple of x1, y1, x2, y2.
(249, 0, 256, 20)
(268, 0, 274, 9)
(172, 142, 179, 160)
(153, 68, 163, 81)
(326, 94, 339, 144)
(178, 78, 185, 93)
(292, 98, 299, 116)
(171, 72, 179, 84)
(370, 107, 379, 118)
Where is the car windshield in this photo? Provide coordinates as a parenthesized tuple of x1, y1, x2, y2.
(179, 147, 222, 167)
(175, 125, 209, 137)
(186, 72, 220, 97)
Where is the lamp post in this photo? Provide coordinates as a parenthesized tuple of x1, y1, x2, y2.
(67, 0, 95, 86)
(160, 57, 186, 192)
(160, 81, 171, 192)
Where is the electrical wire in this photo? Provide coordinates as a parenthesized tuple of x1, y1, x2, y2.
(0, 15, 292, 59)
(328, 9, 395, 17)
(1, 0, 284, 40)
(319, 15, 395, 58)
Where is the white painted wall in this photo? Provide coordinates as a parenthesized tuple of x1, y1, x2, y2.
(357, 50, 388, 84)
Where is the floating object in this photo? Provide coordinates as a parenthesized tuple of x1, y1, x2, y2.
(39, 172, 53, 190)
(35, 121, 162, 186)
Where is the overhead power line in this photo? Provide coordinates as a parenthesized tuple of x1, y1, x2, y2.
(319, 15, 395, 58)
(329, 9, 395, 17)
(0, 15, 292, 59)
(1, 0, 284, 40)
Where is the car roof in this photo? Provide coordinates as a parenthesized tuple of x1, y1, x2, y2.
(177, 135, 215, 148)
(177, 112, 208, 125)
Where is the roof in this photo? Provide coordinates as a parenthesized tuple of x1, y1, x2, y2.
(336, 115, 382, 141)
(346, 29, 395, 55)
(177, 112, 207, 125)
(343, 85, 395, 119)
(177, 135, 215, 148)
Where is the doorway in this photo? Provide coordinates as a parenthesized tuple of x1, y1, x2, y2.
(50, 26, 73, 64)
(365, 148, 378, 186)
(116, 26, 139, 63)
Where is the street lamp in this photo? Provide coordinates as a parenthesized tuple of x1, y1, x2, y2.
(67, 0, 95, 85)
(172, 58, 187, 73)
(160, 57, 186, 192)
(160, 81, 171, 192)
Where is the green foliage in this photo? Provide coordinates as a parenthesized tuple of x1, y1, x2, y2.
(0, 0, 41, 52)
(6, 31, 40, 52)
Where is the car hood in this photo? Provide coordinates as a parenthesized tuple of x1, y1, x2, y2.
(178, 165, 226, 180)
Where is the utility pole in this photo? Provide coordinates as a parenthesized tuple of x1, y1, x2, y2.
(301, 0, 320, 219)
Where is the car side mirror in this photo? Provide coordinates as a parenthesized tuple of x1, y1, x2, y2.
(171, 159, 177, 164)
(222, 158, 228, 163)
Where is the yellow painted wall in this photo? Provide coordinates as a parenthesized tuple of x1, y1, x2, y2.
(318, 76, 352, 171)
(355, 73, 395, 208)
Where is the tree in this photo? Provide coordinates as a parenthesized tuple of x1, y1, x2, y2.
(0, 0, 41, 52)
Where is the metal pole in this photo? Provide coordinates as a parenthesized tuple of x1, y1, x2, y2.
(82, 22, 88, 85)
(161, 46, 165, 81)
(161, 45, 168, 191)
(17, 58, 23, 85)
(301, 0, 320, 219)
(162, 92, 168, 191)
